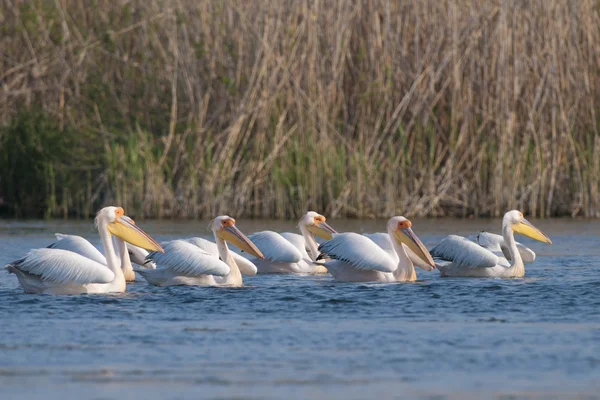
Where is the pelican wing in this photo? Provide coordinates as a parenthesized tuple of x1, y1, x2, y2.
(475, 232, 503, 250)
(430, 235, 499, 268)
(184, 237, 257, 276)
(232, 255, 258, 276)
(147, 240, 230, 277)
(51, 234, 107, 265)
(6, 248, 114, 284)
(514, 243, 535, 263)
(248, 231, 303, 263)
(184, 237, 219, 253)
(476, 232, 536, 263)
(280, 232, 311, 259)
(362, 233, 399, 264)
(318, 233, 396, 272)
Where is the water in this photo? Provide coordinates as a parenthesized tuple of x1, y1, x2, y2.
(1, 218, 599, 399)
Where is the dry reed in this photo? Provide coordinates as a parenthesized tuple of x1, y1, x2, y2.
(1, 0, 599, 219)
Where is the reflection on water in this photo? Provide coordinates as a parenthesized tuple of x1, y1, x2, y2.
(0, 218, 599, 399)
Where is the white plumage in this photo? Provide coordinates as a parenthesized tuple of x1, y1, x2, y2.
(279, 232, 311, 260)
(184, 237, 257, 276)
(319, 233, 397, 273)
(319, 217, 436, 282)
(6, 206, 164, 294)
(248, 231, 327, 274)
(147, 240, 230, 277)
(431, 210, 551, 278)
(51, 234, 107, 265)
(246, 212, 336, 274)
(363, 232, 437, 271)
(7, 248, 115, 285)
(362, 233, 399, 264)
(124, 242, 155, 269)
(430, 235, 499, 269)
(248, 231, 303, 263)
(52, 233, 151, 281)
(137, 216, 264, 287)
(475, 232, 536, 263)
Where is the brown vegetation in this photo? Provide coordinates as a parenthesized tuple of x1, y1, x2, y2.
(1, 0, 599, 219)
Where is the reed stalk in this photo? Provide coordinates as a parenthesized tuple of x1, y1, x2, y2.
(1, 0, 599, 218)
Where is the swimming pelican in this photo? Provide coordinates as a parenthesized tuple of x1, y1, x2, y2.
(176, 237, 258, 276)
(317, 216, 435, 282)
(247, 211, 337, 274)
(6, 207, 163, 294)
(430, 210, 551, 277)
(49, 224, 156, 282)
(473, 231, 536, 263)
(137, 216, 263, 287)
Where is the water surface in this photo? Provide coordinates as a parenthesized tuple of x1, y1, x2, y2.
(1, 218, 599, 399)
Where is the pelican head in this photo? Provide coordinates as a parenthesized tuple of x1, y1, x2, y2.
(212, 216, 264, 259)
(300, 211, 337, 240)
(504, 210, 552, 244)
(387, 216, 436, 270)
(95, 206, 164, 252)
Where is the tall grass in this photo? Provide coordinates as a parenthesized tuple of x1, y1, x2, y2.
(1, 0, 599, 219)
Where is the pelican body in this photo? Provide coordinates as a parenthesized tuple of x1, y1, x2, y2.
(6, 207, 163, 294)
(474, 231, 536, 264)
(137, 216, 263, 287)
(318, 217, 436, 282)
(431, 210, 552, 278)
(248, 211, 337, 274)
(50, 227, 155, 282)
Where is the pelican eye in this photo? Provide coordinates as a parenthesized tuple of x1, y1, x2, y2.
(221, 219, 235, 227)
(397, 220, 412, 230)
(314, 216, 326, 224)
(115, 207, 124, 218)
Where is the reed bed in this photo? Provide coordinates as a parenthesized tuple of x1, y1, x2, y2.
(1, 0, 599, 219)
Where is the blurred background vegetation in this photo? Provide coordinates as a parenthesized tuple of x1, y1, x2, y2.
(0, 0, 599, 219)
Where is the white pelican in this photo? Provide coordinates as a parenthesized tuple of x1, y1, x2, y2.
(49, 226, 156, 282)
(317, 216, 436, 282)
(430, 210, 551, 278)
(136, 216, 263, 287)
(177, 237, 258, 276)
(473, 231, 536, 263)
(6, 207, 163, 294)
(246, 211, 337, 274)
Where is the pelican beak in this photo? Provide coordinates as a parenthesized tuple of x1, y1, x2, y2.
(392, 227, 436, 270)
(107, 214, 164, 253)
(513, 219, 552, 244)
(218, 224, 264, 259)
(307, 220, 337, 240)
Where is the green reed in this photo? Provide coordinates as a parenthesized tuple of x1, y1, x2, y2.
(0, 0, 599, 219)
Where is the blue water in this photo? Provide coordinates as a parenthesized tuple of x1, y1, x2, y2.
(1, 218, 599, 399)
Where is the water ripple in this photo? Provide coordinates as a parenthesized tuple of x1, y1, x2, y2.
(1, 223, 600, 398)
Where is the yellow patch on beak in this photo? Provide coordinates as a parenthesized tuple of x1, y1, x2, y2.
(513, 219, 552, 244)
(307, 218, 337, 240)
(107, 215, 164, 252)
(218, 224, 264, 259)
(392, 224, 436, 269)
